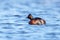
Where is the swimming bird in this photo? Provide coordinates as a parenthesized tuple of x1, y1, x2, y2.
(27, 14, 46, 25)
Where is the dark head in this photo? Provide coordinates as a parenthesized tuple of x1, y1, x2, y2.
(27, 14, 33, 20)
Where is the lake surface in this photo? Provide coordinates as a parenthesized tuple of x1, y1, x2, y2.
(0, 0, 60, 40)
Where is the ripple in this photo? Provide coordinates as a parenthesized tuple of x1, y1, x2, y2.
(5, 31, 29, 34)
(13, 15, 22, 17)
(4, 15, 22, 18)
(15, 24, 23, 26)
(0, 23, 24, 26)
(17, 31, 29, 34)
(6, 36, 12, 39)
(6, 32, 17, 34)
(56, 19, 60, 21)
(46, 33, 56, 35)
(44, 33, 57, 38)
(46, 24, 60, 27)
(2, 23, 13, 25)
(2, 26, 14, 29)
(21, 11, 30, 13)
(0, 31, 4, 33)
(22, 19, 28, 21)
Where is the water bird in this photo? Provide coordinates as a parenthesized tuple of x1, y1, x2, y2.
(27, 14, 46, 25)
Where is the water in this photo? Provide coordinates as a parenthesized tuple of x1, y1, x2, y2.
(0, 0, 60, 40)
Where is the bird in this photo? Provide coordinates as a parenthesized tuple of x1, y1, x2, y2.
(27, 14, 46, 25)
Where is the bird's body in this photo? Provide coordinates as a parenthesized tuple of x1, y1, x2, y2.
(27, 14, 46, 25)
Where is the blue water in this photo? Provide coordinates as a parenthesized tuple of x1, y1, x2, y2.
(0, 0, 60, 40)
